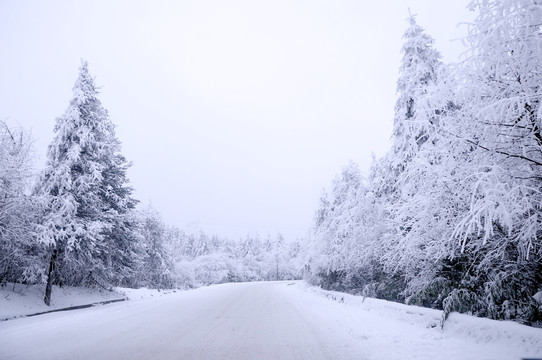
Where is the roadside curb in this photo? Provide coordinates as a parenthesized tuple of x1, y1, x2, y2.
(1, 298, 127, 322)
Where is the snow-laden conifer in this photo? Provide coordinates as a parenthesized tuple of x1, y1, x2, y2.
(36, 61, 138, 304)
(378, 15, 449, 303)
(137, 205, 174, 288)
(391, 14, 442, 169)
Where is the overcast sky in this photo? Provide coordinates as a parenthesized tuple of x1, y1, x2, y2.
(0, 0, 473, 240)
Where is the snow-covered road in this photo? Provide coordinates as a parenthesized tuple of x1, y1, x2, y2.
(0, 281, 365, 360)
(1, 281, 541, 360)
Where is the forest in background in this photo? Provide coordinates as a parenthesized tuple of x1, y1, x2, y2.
(1, 0, 541, 326)
(0, 61, 303, 305)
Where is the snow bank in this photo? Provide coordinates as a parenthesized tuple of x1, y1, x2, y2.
(0, 283, 125, 321)
(444, 312, 542, 354)
(297, 282, 542, 360)
(0, 283, 182, 321)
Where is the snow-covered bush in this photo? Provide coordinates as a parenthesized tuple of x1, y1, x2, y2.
(0, 121, 40, 285)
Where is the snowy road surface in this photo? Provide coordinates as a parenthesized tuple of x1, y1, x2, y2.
(0, 281, 365, 360)
(1, 281, 541, 360)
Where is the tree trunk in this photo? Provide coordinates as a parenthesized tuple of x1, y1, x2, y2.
(44, 249, 57, 306)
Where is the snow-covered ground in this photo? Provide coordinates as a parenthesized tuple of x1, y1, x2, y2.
(0, 283, 176, 321)
(0, 281, 541, 360)
(301, 283, 542, 360)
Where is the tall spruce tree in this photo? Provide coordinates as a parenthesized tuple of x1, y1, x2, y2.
(382, 15, 447, 299)
(384, 14, 444, 258)
(391, 14, 442, 170)
(36, 61, 138, 305)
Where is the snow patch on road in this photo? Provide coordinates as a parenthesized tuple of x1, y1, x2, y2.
(116, 287, 180, 301)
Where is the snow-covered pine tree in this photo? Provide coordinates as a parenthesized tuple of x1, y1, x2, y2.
(391, 14, 442, 170)
(383, 14, 444, 264)
(306, 162, 362, 290)
(378, 15, 448, 303)
(36, 61, 138, 305)
(137, 205, 174, 288)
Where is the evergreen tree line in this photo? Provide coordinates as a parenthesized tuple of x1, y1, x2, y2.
(0, 62, 301, 304)
(302, 0, 542, 326)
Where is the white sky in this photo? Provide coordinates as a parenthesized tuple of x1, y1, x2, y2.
(0, 0, 473, 240)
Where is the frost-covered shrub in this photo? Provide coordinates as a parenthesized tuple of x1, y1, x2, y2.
(442, 288, 485, 327)
(0, 122, 41, 285)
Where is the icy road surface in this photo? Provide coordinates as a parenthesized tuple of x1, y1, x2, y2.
(1, 281, 541, 360)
